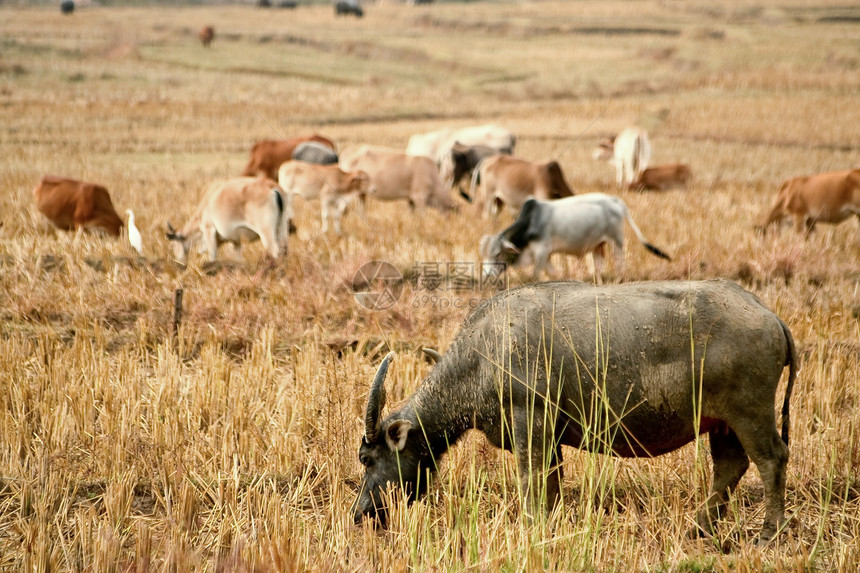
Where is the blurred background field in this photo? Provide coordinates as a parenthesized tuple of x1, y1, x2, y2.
(0, 1, 858, 570)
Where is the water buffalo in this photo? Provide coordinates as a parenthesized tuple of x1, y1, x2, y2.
(354, 279, 796, 542)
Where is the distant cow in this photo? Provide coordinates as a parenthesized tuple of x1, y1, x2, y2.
(335, 1, 363, 17)
(242, 135, 337, 179)
(628, 163, 692, 191)
(407, 124, 516, 167)
(198, 26, 215, 48)
(291, 141, 339, 165)
(278, 161, 372, 234)
(480, 193, 670, 280)
(757, 169, 860, 235)
(340, 145, 454, 210)
(166, 176, 291, 265)
(33, 175, 123, 237)
(472, 155, 574, 217)
(60, 1, 75, 14)
(440, 142, 506, 197)
(593, 126, 651, 189)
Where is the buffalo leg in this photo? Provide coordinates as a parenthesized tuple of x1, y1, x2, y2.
(696, 428, 749, 536)
(516, 423, 563, 514)
(734, 423, 789, 541)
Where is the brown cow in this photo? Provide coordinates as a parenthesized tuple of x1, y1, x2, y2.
(472, 155, 574, 217)
(757, 169, 860, 235)
(242, 135, 337, 179)
(278, 161, 372, 234)
(198, 26, 215, 48)
(33, 175, 123, 237)
(627, 163, 692, 191)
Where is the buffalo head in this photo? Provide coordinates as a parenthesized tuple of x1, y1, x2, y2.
(352, 352, 432, 527)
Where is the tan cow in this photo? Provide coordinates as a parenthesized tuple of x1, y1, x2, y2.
(471, 155, 574, 217)
(166, 176, 291, 265)
(242, 135, 337, 179)
(198, 26, 215, 48)
(339, 145, 454, 210)
(278, 161, 372, 234)
(628, 163, 692, 191)
(757, 169, 860, 235)
(33, 175, 123, 236)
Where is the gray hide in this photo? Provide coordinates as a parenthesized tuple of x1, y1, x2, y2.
(354, 279, 796, 542)
(291, 141, 339, 165)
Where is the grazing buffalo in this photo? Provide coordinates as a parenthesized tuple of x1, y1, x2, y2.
(439, 142, 505, 197)
(242, 135, 337, 179)
(628, 163, 692, 191)
(472, 155, 574, 216)
(407, 124, 516, 167)
(757, 169, 860, 236)
(593, 126, 651, 189)
(198, 26, 215, 48)
(278, 161, 372, 234)
(166, 176, 291, 265)
(335, 1, 363, 17)
(60, 1, 75, 14)
(33, 175, 123, 237)
(480, 193, 670, 280)
(291, 141, 339, 165)
(339, 145, 454, 210)
(353, 279, 796, 543)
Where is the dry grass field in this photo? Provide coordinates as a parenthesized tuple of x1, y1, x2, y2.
(1, 0, 859, 570)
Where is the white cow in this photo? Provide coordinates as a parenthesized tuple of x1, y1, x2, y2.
(278, 161, 372, 235)
(479, 193, 670, 280)
(408, 124, 516, 172)
(593, 126, 652, 189)
(166, 176, 291, 265)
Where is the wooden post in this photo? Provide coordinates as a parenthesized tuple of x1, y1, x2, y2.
(172, 288, 183, 337)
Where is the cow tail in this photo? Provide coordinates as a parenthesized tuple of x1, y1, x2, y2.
(779, 318, 797, 446)
(273, 188, 290, 247)
(622, 205, 671, 260)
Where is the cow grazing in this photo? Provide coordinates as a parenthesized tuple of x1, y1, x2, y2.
(278, 161, 371, 235)
(33, 175, 124, 237)
(757, 169, 860, 235)
(479, 193, 670, 280)
(166, 176, 291, 265)
(472, 154, 574, 216)
(628, 163, 692, 191)
(339, 145, 454, 210)
(354, 279, 796, 543)
(407, 124, 516, 166)
(593, 126, 652, 189)
(198, 26, 215, 48)
(291, 141, 339, 165)
(439, 142, 505, 197)
(242, 135, 337, 179)
(335, 1, 363, 17)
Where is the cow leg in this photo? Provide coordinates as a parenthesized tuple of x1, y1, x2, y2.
(202, 225, 219, 262)
(320, 198, 331, 234)
(695, 427, 749, 537)
(531, 243, 552, 279)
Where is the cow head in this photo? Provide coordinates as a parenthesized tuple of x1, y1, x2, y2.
(165, 222, 191, 264)
(479, 234, 518, 280)
(592, 138, 615, 162)
(353, 352, 430, 527)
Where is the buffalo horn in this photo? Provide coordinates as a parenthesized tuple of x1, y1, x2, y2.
(421, 348, 442, 363)
(365, 351, 395, 442)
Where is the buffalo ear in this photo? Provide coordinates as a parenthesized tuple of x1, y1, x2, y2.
(385, 420, 412, 452)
